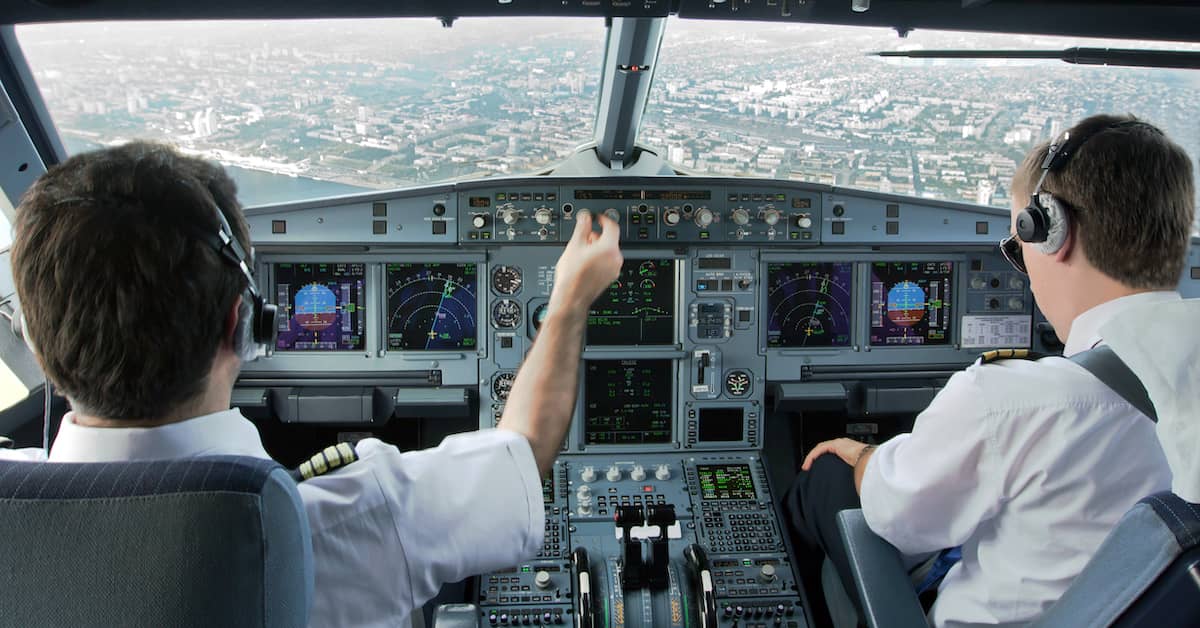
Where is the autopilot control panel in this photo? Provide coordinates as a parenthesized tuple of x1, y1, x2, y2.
(233, 176, 1200, 627)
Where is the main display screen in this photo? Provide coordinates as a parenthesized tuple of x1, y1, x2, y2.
(587, 259, 675, 346)
(869, 261, 954, 346)
(386, 263, 479, 351)
(766, 262, 854, 348)
(584, 359, 673, 445)
(273, 262, 366, 351)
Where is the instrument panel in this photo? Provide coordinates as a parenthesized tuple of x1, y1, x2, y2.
(236, 176, 1200, 627)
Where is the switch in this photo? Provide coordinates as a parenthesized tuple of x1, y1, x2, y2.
(630, 465, 646, 481)
(432, 220, 447, 235)
(373, 220, 387, 234)
(580, 466, 597, 483)
(831, 221, 845, 235)
(759, 563, 777, 583)
(606, 466, 622, 482)
(654, 464, 671, 481)
(534, 571, 552, 590)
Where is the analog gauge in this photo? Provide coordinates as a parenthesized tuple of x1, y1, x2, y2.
(725, 370, 752, 397)
(491, 298, 522, 329)
(492, 371, 517, 401)
(531, 303, 550, 332)
(491, 265, 523, 295)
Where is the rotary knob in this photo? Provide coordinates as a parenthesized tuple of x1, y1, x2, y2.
(654, 464, 671, 481)
(1009, 276, 1025, 290)
(630, 465, 646, 482)
(604, 208, 621, 223)
(606, 466, 622, 482)
(576, 485, 592, 498)
(577, 498, 592, 516)
(663, 209, 681, 226)
(499, 207, 521, 225)
(694, 207, 714, 228)
(534, 207, 553, 225)
(535, 570, 552, 590)
(1008, 297, 1025, 310)
(471, 214, 488, 229)
(759, 563, 778, 583)
(970, 276, 987, 290)
(731, 207, 750, 226)
(763, 208, 781, 226)
(795, 214, 813, 229)
(580, 466, 597, 483)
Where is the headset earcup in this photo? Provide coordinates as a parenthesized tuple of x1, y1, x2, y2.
(232, 293, 258, 363)
(1016, 204, 1047, 243)
(1035, 193, 1070, 255)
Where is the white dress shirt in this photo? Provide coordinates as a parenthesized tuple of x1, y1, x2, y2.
(32, 411, 545, 627)
(860, 291, 1177, 628)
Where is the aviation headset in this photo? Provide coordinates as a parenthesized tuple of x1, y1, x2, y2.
(1016, 119, 1155, 255)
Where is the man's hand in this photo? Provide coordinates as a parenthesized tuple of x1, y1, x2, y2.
(802, 438, 870, 471)
(548, 210, 623, 318)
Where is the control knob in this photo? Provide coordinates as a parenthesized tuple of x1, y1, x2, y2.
(505, 227, 517, 240)
(694, 207, 714, 228)
(534, 207, 553, 225)
(580, 466, 597, 483)
(970, 275, 987, 290)
(1009, 276, 1025, 290)
(763, 208, 781, 226)
(663, 209, 681, 226)
(471, 214, 488, 230)
(759, 563, 777, 583)
(576, 485, 592, 498)
(534, 570, 552, 590)
(499, 207, 521, 225)
(654, 464, 671, 481)
(731, 207, 750, 226)
(630, 465, 646, 482)
(577, 497, 593, 516)
(604, 208, 621, 223)
(606, 466, 622, 482)
(795, 214, 813, 229)
(1008, 297, 1025, 310)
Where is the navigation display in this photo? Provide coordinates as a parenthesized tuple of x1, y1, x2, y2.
(386, 263, 479, 351)
(274, 262, 366, 351)
(584, 359, 673, 445)
(696, 464, 756, 500)
(587, 259, 675, 346)
(869, 261, 954, 346)
(766, 262, 854, 348)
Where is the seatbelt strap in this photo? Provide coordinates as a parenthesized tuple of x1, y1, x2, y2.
(1068, 345, 1158, 423)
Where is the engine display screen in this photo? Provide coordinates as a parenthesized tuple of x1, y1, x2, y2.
(698, 407, 745, 442)
(696, 464, 756, 500)
(386, 263, 479, 351)
(869, 261, 954, 346)
(766, 262, 854, 348)
(584, 359, 673, 445)
(587, 259, 675, 346)
(274, 262, 366, 351)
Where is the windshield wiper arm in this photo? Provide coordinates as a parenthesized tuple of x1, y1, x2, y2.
(870, 47, 1200, 70)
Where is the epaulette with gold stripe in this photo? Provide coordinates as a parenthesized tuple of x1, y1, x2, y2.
(291, 442, 359, 482)
(977, 348, 1049, 364)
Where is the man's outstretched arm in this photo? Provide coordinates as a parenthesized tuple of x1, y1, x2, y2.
(498, 210, 622, 475)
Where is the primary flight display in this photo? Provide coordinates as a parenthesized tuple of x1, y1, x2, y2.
(273, 262, 367, 351)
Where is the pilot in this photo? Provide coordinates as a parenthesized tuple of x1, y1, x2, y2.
(784, 114, 1194, 627)
(3, 141, 624, 626)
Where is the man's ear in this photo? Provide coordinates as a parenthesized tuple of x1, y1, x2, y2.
(1054, 223, 1076, 264)
(223, 295, 243, 349)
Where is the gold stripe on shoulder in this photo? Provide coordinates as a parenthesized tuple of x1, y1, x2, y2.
(978, 348, 1043, 364)
(291, 442, 362, 482)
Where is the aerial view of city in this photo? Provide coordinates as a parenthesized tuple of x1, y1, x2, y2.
(15, 18, 1200, 222)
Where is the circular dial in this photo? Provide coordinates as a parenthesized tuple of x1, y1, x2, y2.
(531, 302, 550, 332)
(491, 298, 522, 329)
(766, 262, 854, 348)
(492, 371, 516, 401)
(725, 370, 752, 397)
(491, 265, 523, 295)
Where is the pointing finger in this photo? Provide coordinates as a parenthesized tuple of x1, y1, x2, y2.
(572, 210, 593, 243)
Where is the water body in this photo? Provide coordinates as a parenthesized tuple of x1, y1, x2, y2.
(61, 136, 371, 207)
(224, 166, 370, 207)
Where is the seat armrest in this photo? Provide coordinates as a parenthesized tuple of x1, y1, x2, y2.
(837, 509, 929, 628)
(433, 604, 480, 628)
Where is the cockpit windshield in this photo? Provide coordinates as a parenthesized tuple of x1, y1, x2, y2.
(14, 17, 1200, 224)
(644, 19, 1200, 213)
(15, 18, 606, 205)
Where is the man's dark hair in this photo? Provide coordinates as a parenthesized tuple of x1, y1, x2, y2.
(1013, 114, 1195, 289)
(11, 141, 252, 421)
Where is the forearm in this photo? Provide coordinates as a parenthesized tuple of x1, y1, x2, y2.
(853, 445, 875, 495)
(497, 309, 587, 475)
